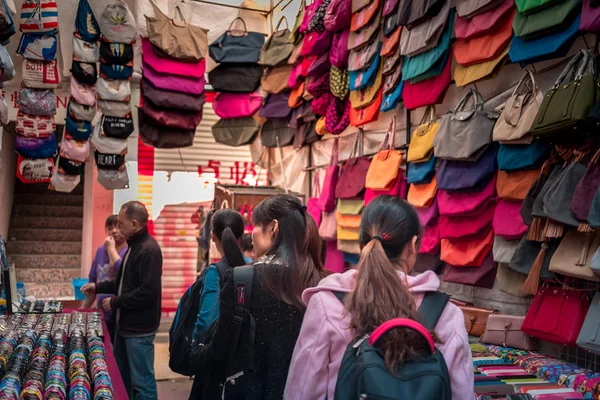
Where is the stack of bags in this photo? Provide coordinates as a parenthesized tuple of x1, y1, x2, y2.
(399, 0, 452, 109)
(209, 17, 263, 148)
(140, 1, 207, 149)
(453, 0, 514, 87)
(15, 0, 60, 187)
(0, 0, 14, 135)
(92, 2, 136, 189)
(509, 0, 582, 66)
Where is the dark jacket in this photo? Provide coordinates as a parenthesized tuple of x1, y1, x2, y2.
(97, 227, 162, 336)
(195, 262, 305, 400)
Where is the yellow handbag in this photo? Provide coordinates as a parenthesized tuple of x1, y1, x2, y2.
(337, 226, 360, 240)
(365, 116, 402, 190)
(407, 106, 439, 163)
(407, 176, 438, 208)
(338, 199, 364, 215)
(454, 45, 509, 88)
(316, 117, 330, 135)
(350, 63, 383, 109)
(336, 212, 361, 229)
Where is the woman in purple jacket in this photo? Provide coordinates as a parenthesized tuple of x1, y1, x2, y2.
(84, 215, 128, 343)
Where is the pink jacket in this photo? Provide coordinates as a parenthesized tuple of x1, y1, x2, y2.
(284, 270, 474, 400)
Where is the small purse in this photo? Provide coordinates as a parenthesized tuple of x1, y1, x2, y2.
(481, 315, 537, 350)
(70, 77, 96, 107)
(365, 117, 402, 190)
(16, 111, 54, 138)
(457, 305, 499, 337)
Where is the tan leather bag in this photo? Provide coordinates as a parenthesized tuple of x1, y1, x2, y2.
(145, 0, 209, 61)
(549, 230, 600, 282)
(493, 70, 543, 144)
(458, 305, 499, 336)
(261, 65, 292, 94)
(454, 45, 509, 87)
(481, 314, 537, 350)
(496, 263, 529, 297)
(496, 168, 540, 201)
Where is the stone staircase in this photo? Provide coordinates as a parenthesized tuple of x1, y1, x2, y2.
(6, 182, 84, 299)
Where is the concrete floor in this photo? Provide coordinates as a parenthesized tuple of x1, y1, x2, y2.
(158, 379, 193, 400)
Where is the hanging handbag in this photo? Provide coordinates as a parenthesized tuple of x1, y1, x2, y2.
(443, 253, 497, 289)
(399, 1, 449, 57)
(420, 220, 440, 255)
(348, 36, 380, 72)
(572, 150, 600, 221)
(549, 230, 600, 281)
(515, 0, 559, 14)
(102, 115, 134, 140)
(438, 175, 495, 216)
(493, 237, 520, 264)
(497, 142, 549, 172)
(364, 173, 406, 205)
(543, 159, 588, 227)
(72, 36, 98, 63)
(455, 0, 514, 39)
(98, 100, 132, 119)
(65, 115, 93, 141)
(454, 45, 509, 87)
(100, 40, 133, 66)
(330, 66, 349, 99)
(336, 129, 370, 199)
(496, 168, 539, 201)
(18, 33, 57, 61)
(326, 96, 351, 135)
(308, 172, 323, 227)
(143, 97, 203, 130)
(0, 44, 14, 83)
(349, 45, 381, 91)
(70, 77, 96, 107)
(209, 17, 265, 63)
(507, 236, 559, 281)
(456, 304, 499, 337)
(330, 30, 350, 69)
(403, 54, 451, 110)
(434, 89, 498, 161)
(580, 0, 600, 31)
(496, 262, 529, 297)
(97, 78, 131, 102)
(91, 124, 128, 155)
(16, 111, 54, 138)
(60, 136, 89, 164)
(482, 315, 537, 350)
(144, 61, 206, 95)
(98, 168, 129, 190)
(139, 110, 196, 149)
(350, 0, 380, 32)
(211, 117, 258, 147)
(415, 197, 438, 226)
(50, 169, 81, 193)
(16, 155, 52, 184)
(22, 59, 60, 89)
(208, 63, 262, 93)
(338, 199, 363, 215)
(457, 8, 513, 64)
(531, 50, 598, 138)
(522, 284, 590, 346)
(436, 145, 498, 191)
(261, 65, 292, 94)
(407, 177, 438, 208)
(318, 139, 340, 212)
(142, 39, 205, 79)
(74, 0, 99, 42)
(259, 92, 291, 119)
(365, 117, 401, 190)
(513, 0, 581, 40)
(18, 87, 56, 116)
(406, 106, 438, 163)
(439, 201, 495, 239)
(141, 78, 205, 112)
(395, 0, 447, 28)
(520, 160, 556, 225)
(407, 156, 436, 185)
(100, 2, 136, 43)
(259, 18, 294, 67)
(350, 89, 383, 126)
(337, 225, 359, 241)
(16, 134, 56, 159)
(456, 0, 504, 18)
(381, 26, 401, 58)
(588, 186, 600, 228)
(57, 156, 85, 176)
(94, 151, 126, 171)
(576, 292, 600, 355)
(347, 7, 382, 50)
(325, 0, 351, 32)
(19, 0, 58, 34)
(290, 1, 305, 42)
(349, 65, 382, 109)
(441, 228, 494, 267)
(493, 199, 528, 240)
(493, 70, 544, 144)
(380, 80, 403, 112)
(324, 240, 345, 273)
(212, 92, 262, 119)
(319, 209, 338, 240)
(261, 118, 296, 148)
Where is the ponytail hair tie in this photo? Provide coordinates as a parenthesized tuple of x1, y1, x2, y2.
(299, 205, 307, 213)
(372, 233, 388, 243)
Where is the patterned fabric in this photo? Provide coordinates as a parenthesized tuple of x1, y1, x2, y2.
(307, 71, 330, 98)
(312, 92, 331, 115)
(330, 66, 349, 99)
(325, 95, 350, 135)
(308, 0, 332, 33)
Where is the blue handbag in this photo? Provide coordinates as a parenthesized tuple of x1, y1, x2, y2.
(497, 141, 549, 172)
(407, 156, 436, 184)
(16, 134, 56, 159)
(209, 17, 266, 64)
(401, 11, 453, 82)
(509, 13, 580, 66)
(381, 81, 404, 112)
(74, 0, 100, 42)
(99, 63, 133, 80)
(437, 144, 498, 191)
(349, 44, 381, 91)
(17, 33, 57, 61)
(65, 115, 93, 141)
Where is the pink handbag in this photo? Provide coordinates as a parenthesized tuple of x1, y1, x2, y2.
(70, 77, 96, 106)
(212, 92, 262, 118)
(493, 199, 527, 240)
(330, 30, 350, 68)
(415, 195, 439, 226)
(439, 202, 495, 239)
(301, 30, 332, 57)
(288, 63, 303, 89)
(420, 218, 440, 254)
(60, 137, 89, 163)
(300, 0, 325, 32)
(143, 60, 206, 95)
(324, 240, 345, 273)
(403, 53, 451, 110)
(364, 172, 405, 205)
(325, 0, 351, 32)
(308, 172, 323, 227)
(319, 210, 338, 240)
(438, 175, 496, 216)
(383, 0, 399, 16)
(318, 139, 340, 212)
(142, 38, 205, 78)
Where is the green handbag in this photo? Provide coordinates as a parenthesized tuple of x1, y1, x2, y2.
(289, 2, 305, 44)
(259, 17, 294, 67)
(513, 0, 581, 40)
(515, 0, 562, 14)
(530, 50, 599, 138)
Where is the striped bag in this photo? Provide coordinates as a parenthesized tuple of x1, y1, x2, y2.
(19, 0, 58, 34)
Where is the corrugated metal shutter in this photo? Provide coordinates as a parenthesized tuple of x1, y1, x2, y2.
(153, 103, 263, 186)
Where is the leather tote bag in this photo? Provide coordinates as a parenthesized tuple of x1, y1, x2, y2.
(493, 199, 528, 240)
(493, 70, 543, 144)
(436, 145, 498, 191)
(208, 63, 262, 93)
(455, 0, 514, 39)
(259, 18, 294, 67)
(454, 45, 509, 87)
(522, 284, 590, 346)
(211, 117, 258, 147)
(139, 110, 195, 149)
(497, 168, 540, 201)
(141, 39, 205, 78)
(493, 237, 520, 264)
(212, 92, 262, 119)
(549, 230, 600, 282)
(210, 17, 265, 63)
(141, 78, 205, 112)
(576, 292, 600, 355)
(513, 0, 581, 40)
(407, 107, 438, 163)
(497, 142, 549, 172)
(543, 160, 587, 227)
(260, 118, 296, 148)
(580, 0, 600, 31)
(403, 54, 451, 110)
(407, 177, 438, 208)
(318, 139, 340, 212)
(440, 228, 494, 267)
(261, 65, 292, 94)
(336, 130, 370, 199)
(507, 236, 559, 281)
(482, 315, 537, 350)
(145, 0, 208, 61)
(438, 175, 495, 216)
(399, 0, 450, 57)
(365, 117, 402, 190)
(572, 150, 600, 221)
(434, 89, 498, 161)
(530, 50, 598, 139)
(443, 253, 497, 289)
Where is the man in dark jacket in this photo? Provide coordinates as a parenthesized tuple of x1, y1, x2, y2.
(81, 201, 162, 400)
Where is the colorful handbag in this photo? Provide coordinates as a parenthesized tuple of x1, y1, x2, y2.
(348, 35, 380, 72)
(324, 0, 352, 32)
(207, 63, 261, 93)
(102, 116, 134, 140)
(347, 7, 381, 50)
(364, 173, 406, 205)
(513, 0, 581, 40)
(16, 155, 52, 184)
(101, 1, 136, 43)
(141, 79, 205, 112)
(301, 30, 332, 57)
(16, 111, 54, 138)
(211, 117, 258, 147)
(497, 142, 549, 172)
(144, 60, 206, 95)
(16, 133, 56, 159)
(318, 139, 340, 212)
(72, 36, 98, 63)
(261, 65, 292, 94)
(493, 237, 520, 264)
(324, 240, 345, 273)
(350, 0, 380, 32)
(350, 89, 382, 126)
(381, 26, 401, 57)
(319, 209, 338, 240)
(454, 45, 509, 87)
(407, 177, 437, 208)
(403, 54, 451, 110)
(439, 201, 494, 239)
(19, 0, 58, 34)
(22, 59, 60, 89)
(365, 117, 402, 190)
(209, 17, 265, 63)
(438, 175, 495, 216)
(455, 9, 513, 66)
(543, 160, 587, 227)
(443, 253, 497, 289)
(440, 228, 494, 267)
(139, 110, 196, 149)
(406, 106, 438, 163)
(399, 0, 449, 57)
(18, 87, 56, 116)
(260, 118, 296, 148)
(580, 0, 600, 31)
(436, 145, 498, 191)
(419, 217, 441, 254)
(74, 0, 100, 42)
(18, 33, 57, 61)
(507, 236, 559, 282)
(493, 199, 528, 240)
(212, 92, 262, 119)
(415, 197, 438, 226)
(349, 45, 381, 91)
(380, 80, 403, 112)
(497, 169, 540, 201)
(407, 156, 436, 185)
(70, 77, 96, 107)
(259, 92, 291, 119)
(349, 65, 382, 109)
(456, 303, 499, 336)
(143, 99, 203, 130)
(335, 129, 370, 199)
(100, 40, 134, 66)
(60, 137, 89, 164)
(99, 63, 134, 81)
(455, 0, 514, 39)
(65, 115, 93, 141)
(330, 29, 350, 68)
(96, 78, 131, 102)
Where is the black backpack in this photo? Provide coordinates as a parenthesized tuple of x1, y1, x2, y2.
(168, 261, 228, 376)
(334, 291, 452, 400)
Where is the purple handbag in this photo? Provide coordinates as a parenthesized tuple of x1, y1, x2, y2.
(571, 150, 600, 220)
(318, 138, 340, 212)
(330, 30, 350, 68)
(308, 53, 331, 78)
(289, 101, 316, 128)
(437, 145, 498, 191)
(443, 252, 497, 288)
(324, 0, 352, 32)
(259, 92, 291, 119)
(580, 0, 600, 32)
(143, 60, 205, 95)
(383, 0, 399, 17)
(415, 195, 439, 226)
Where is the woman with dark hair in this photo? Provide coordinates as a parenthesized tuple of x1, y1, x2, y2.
(285, 196, 473, 400)
(195, 194, 328, 400)
(189, 209, 250, 399)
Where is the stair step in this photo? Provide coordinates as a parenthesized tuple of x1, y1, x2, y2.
(7, 254, 80, 269)
(10, 216, 83, 230)
(16, 267, 81, 283)
(12, 205, 83, 218)
(14, 193, 84, 207)
(7, 241, 81, 255)
(15, 182, 84, 195)
(8, 228, 82, 242)
(22, 282, 75, 299)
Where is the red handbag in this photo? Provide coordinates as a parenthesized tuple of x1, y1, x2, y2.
(403, 51, 451, 110)
(318, 139, 340, 212)
(335, 129, 371, 199)
(420, 217, 440, 254)
(364, 173, 406, 205)
(301, 30, 332, 57)
(493, 199, 527, 240)
(439, 202, 495, 239)
(308, 171, 322, 227)
(522, 284, 591, 346)
(330, 29, 350, 68)
(324, 240, 345, 273)
(441, 228, 494, 267)
(438, 174, 496, 216)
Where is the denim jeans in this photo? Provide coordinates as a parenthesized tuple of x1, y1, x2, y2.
(114, 333, 158, 400)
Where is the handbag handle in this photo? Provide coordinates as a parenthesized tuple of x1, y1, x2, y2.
(330, 138, 339, 166)
(313, 170, 321, 197)
(172, 3, 188, 26)
(220, 200, 230, 209)
(275, 16, 289, 31)
(503, 70, 537, 127)
(378, 116, 397, 160)
(417, 106, 436, 132)
(553, 50, 593, 88)
(348, 128, 365, 164)
(453, 89, 483, 118)
(227, 17, 249, 36)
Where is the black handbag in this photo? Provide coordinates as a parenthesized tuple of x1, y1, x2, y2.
(261, 118, 296, 148)
(102, 116, 134, 140)
(208, 63, 263, 93)
(58, 157, 85, 175)
(138, 110, 195, 149)
(100, 41, 134, 66)
(211, 117, 259, 147)
(71, 60, 97, 85)
(94, 151, 126, 170)
(293, 120, 321, 149)
(209, 17, 265, 63)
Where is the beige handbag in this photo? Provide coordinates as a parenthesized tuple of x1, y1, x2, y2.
(145, 0, 209, 61)
(338, 239, 361, 255)
(493, 70, 543, 144)
(481, 314, 537, 350)
(261, 64, 292, 94)
(399, 0, 450, 57)
(496, 263, 529, 297)
(407, 106, 438, 163)
(549, 230, 600, 282)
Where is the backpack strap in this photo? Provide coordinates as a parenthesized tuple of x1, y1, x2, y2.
(418, 291, 450, 331)
(332, 291, 346, 303)
(226, 266, 256, 377)
(213, 261, 229, 288)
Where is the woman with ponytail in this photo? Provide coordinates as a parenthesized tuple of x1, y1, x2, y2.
(195, 194, 328, 400)
(285, 196, 473, 400)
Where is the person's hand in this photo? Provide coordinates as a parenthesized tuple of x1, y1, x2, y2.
(104, 236, 116, 251)
(102, 297, 112, 312)
(81, 283, 96, 296)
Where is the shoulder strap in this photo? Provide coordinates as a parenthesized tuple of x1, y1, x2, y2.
(226, 266, 256, 376)
(213, 261, 229, 288)
(332, 291, 346, 303)
(418, 291, 449, 331)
